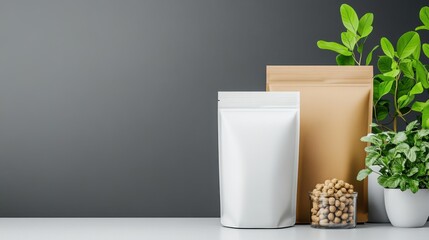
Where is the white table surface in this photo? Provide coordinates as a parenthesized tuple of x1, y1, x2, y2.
(0, 218, 428, 240)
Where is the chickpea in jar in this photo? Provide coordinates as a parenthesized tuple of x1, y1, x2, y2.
(309, 178, 357, 228)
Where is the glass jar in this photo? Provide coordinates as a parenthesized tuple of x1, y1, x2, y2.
(309, 191, 357, 229)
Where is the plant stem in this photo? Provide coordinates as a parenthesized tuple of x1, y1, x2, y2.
(402, 109, 412, 116)
(380, 124, 394, 132)
(351, 53, 360, 65)
(357, 38, 367, 65)
(393, 68, 402, 132)
(398, 114, 408, 124)
(393, 117, 397, 132)
(358, 52, 362, 66)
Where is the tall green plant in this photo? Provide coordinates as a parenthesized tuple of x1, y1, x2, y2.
(318, 4, 429, 132)
(374, 31, 424, 132)
(317, 4, 378, 66)
(413, 6, 429, 129)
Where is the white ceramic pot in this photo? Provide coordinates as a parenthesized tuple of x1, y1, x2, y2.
(384, 188, 429, 227)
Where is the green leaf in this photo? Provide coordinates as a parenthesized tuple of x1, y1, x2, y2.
(410, 82, 424, 95)
(364, 145, 378, 153)
(412, 101, 428, 112)
(397, 31, 421, 59)
(357, 168, 372, 181)
(375, 100, 389, 121)
(422, 105, 429, 129)
(413, 40, 421, 60)
(406, 120, 419, 131)
(377, 80, 394, 101)
(397, 95, 409, 109)
(358, 13, 374, 37)
(417, 129, 429, 138)
(399, 58, 412, 63)
(373, 79, 380, 101)
(377, 175, 388, 187)
(340, 4, 359, 33)
(422, 43, 429, 59)
(357, 43, 364, 54)
(399, 178, 407, 191)
(386, 176, 402, 188)
(366, 45, 379, 65)
(407, 167, 419, 177)
(381, 37, 395, 58)
(417, 163, 426, 176)
(397, 77, 415, 97)
(406, 147, 418, 162)
(410, 179, 419, 193)
(397, 95, 415, 109)
(365, 152, 379, 166)
(415, 60, 429, 88)
(361, 134, 382, 146)
(378, 56, 393, 73)
(336, 54, 355, 65)
(391, 60, 398, 69)
(395, 143, 410, 153)
(372, 125, 382, 134)
(419, 6, 429, 28)
(393, 132, 407, 144)
(399, 61, 414, 78)
(317, 40, 353, 56)
(379, 175, 401, 189)
(383, 69, 400, 78)
(413, 100, 429, 114)
(392, 163, 403, 174)
(341, 31, 358, 50)
(416, 25, 429, 31)
(374, 74, 395, 82)
(423, 141, 429, 150)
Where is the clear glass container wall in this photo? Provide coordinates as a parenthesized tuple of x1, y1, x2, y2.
(309, 192, 357, 229)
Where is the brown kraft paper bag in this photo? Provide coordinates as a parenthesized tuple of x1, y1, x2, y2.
(266, 66, 372, 223)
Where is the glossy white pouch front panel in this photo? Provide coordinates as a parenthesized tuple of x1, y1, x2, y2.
(218, 92, 300, 228)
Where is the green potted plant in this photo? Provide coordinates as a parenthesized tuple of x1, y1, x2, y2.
(358, 121, 429, 227)
(318, 4, 429, 227)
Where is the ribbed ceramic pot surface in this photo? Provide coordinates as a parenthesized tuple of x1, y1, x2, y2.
(384, 189, 429, 228)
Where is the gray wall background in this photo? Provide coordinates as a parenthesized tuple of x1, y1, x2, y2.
(0, 0, 425, 216)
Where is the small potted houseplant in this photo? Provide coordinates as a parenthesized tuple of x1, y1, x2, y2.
(358, 121, 429, 227)
(318, 4, 429, 227)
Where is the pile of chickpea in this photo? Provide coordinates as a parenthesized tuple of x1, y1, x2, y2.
(309, 178, 357, 228)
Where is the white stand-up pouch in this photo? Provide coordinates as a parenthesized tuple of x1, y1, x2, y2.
(218, 92, 300, 228)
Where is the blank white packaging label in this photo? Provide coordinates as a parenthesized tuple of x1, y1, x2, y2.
(218, 92, 300, 228)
